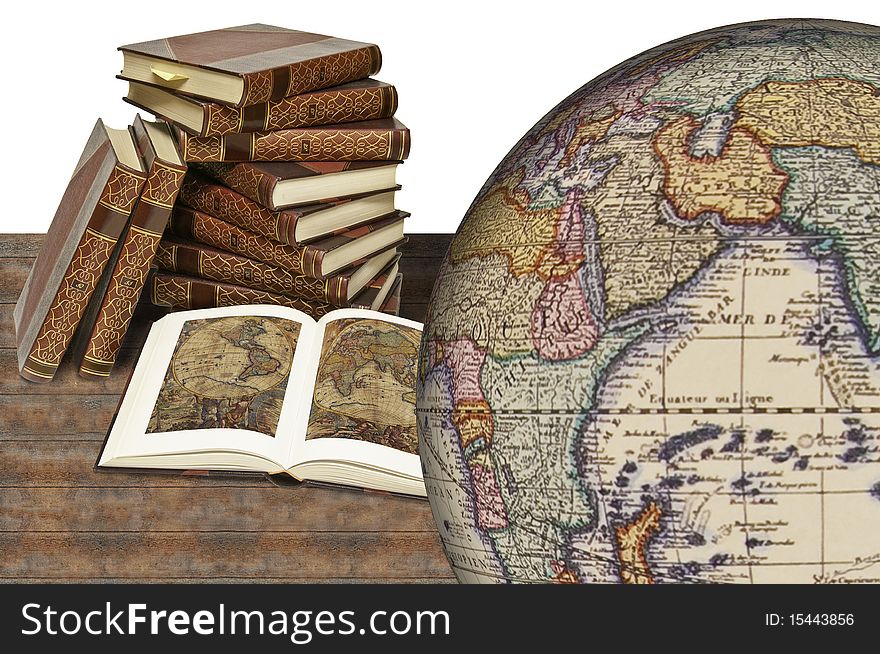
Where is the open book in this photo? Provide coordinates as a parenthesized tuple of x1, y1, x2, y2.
(98, 304, 425, 496)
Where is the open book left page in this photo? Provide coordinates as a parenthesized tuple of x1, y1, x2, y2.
(98, 305, 318, 473)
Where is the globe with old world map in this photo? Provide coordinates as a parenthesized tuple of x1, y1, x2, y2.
(417, 19, 880, 583)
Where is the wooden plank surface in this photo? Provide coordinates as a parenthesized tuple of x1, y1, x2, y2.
(0, 233, 456, 583)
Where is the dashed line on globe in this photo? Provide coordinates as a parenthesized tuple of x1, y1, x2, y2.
(416, 406, 880, 415)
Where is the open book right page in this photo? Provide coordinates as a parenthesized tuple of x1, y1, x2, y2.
(286, 309, 425, 494)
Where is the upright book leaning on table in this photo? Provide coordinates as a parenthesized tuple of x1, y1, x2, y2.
(14, 119, 147, 382)
(98, 305, 425, 496)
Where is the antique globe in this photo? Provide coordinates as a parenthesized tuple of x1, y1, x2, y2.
(417, 18, 880, 583)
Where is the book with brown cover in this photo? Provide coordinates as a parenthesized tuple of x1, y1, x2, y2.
(379, 273, 403, 316)
(149, 267, 399, 316)
(119, 24, 381, 107)
(348, 263, 401, 311)
(178, 175, 397, 245)
(149, 271, 335, 318)
(167, 206, 408, 279)
(195, 160, 399, 211)
(154, 237, 400, 307)
(13, 120, 147, 382)
(74, 117, 187, 378)
(175, 118, 410, 163)
(125, 79, 398, 137)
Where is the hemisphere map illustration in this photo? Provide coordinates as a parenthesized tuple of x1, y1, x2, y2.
(309, 318, 421, 454)
(148, 315, 300, 438)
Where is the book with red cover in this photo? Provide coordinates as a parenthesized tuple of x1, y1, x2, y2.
(125, 78, 398, 137)
(119, 24, 381, 107)
(13, 119, 147, 382)
(178, 174, 398, 245)
(194, 160, 399, 211)
(174, 118, 410, 163)
(167, 206, 408, 279)
(73, 117, 187, 378)
(154, 237, 400, 307)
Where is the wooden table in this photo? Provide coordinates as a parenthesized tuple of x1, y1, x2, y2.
(0, 233, 457, 583)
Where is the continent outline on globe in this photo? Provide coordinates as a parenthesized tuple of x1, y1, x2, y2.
(418, 18, 880, 584)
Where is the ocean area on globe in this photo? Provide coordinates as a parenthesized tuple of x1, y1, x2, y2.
(417, 18, 880, 584)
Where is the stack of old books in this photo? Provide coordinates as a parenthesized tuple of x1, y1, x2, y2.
(13, 25, 410, 383)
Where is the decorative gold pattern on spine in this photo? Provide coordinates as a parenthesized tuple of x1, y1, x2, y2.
(242, 69, 275, 105)
(151, 275, 192, 308)
(178, 210, 307, 275)
(139, 163, 186, 209)
(204, 105, 241, 137)
(78, 164, 183, 377)
(263, 84, 393, 131)
(182, 127, 406, 162)
(179, 177, 295, 245)
(99, 166, 144, 213)
(155, 240, 346, 304)
(79, 228, 163, 376)
(283, 46, 378, 97)
(182, 131, 225, 162)
(154, 241, 177, 270)
(251, 127, 398, 162)
(24, 228, 118, 380)
(150, 274, 334, 318)
(197, 162, 267, 205)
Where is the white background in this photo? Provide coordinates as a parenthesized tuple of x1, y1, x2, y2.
(1, 0, 879, 234)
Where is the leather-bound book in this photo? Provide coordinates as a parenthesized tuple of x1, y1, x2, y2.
(149, 272, 335, 318)
(174, 118, 410, 163)
(154, 237, 400, 307)
(149, 261, 399, 316)
(73, 117, 187, 378)
(179, 175, 397, 245)
(119, 24, 381, 107)
(379, 273, 403, 316)
(14, 120, 146, 382)
(126, 79, 397, 137)
(167, 205, 407, 279)
(348, 260, 401, 311)
(195, 160, 399, 211)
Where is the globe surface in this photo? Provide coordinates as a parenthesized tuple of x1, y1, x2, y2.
(417, 19, 880, 583)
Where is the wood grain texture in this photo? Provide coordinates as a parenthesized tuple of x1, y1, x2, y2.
(2, 441, 262, 486)
(1, 395, 121, 434)
(0, 233, 455, 583)
(0, 234, 42, 258)
(0, 533, 452, 580)
(0, 487, 439, 532)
